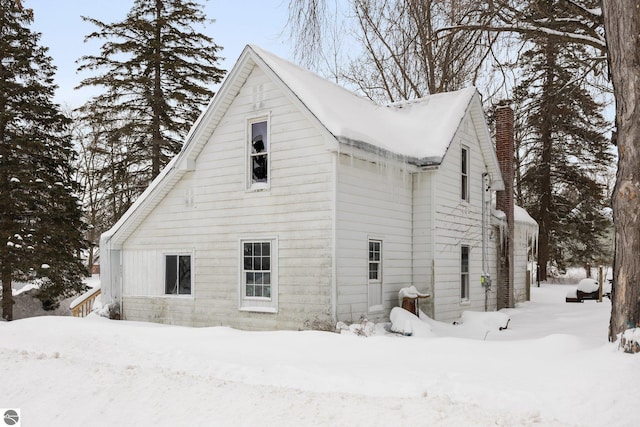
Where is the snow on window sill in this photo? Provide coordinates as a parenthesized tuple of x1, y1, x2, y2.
(246, 182, 270, 192)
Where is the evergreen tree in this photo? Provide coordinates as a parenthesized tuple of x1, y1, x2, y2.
(76, 0, 225, 216)
(0, 0, 88, 320)
(513, 0, 613, 279)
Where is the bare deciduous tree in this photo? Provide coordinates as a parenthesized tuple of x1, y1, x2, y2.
(288, 0, 501, 101)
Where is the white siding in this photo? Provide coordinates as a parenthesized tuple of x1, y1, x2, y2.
(120, 65, 334, 330)
(412, 171, 435, 317)
(514, 221, 538, 302)
(335, 154, 413, 323)
(431, 114, 497, 322)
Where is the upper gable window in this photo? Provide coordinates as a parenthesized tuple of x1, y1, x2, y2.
(461, 146, 469, 201)
(248, 119, 269, 189)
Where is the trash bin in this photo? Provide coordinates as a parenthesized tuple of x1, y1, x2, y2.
(398, 286, 430, 316)
(401, 296, 420, 316)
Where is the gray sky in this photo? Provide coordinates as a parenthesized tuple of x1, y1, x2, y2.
(27, 0, 292, 108)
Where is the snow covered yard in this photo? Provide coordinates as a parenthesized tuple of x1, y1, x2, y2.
(1, 284, 638, 427)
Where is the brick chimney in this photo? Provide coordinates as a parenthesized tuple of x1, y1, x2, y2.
(495, 102, 515, 309)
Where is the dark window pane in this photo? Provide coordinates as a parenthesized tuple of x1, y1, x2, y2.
(262, 242, 270, 256)
(263, 272, 271, 285)
(264, 285, 271, 298)
(252, 156, 267, 182)
(251, 121, 268, 151)
(262, 256, 270, 271)
(244, 256, 253, 270)
(254, 242, 261, 256)
(178, 256, 191, 294)
(246, 272, 255, 284)
(369, 263, 379, 280)
(462, 175, 468, 200)
(255, 285, 263, 297)
(462, 148, 468, 173)
(461, 246, 469, 273)
(244, 243, 252, 257)
(246, 284, 254, 297)
(165, 255, 177, 294)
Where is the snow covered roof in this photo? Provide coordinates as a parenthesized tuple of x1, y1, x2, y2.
(514, 205, 538, 227)
(251, 45, 477, 165)
(492, 205, 539, 228)
(102, 44, 505, 251)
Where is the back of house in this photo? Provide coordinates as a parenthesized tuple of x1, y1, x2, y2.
(99, 45, 536, 330)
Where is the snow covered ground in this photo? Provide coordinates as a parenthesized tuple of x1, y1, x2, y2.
(1, 283, 638, 427)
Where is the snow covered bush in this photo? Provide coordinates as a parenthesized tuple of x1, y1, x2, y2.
(620, 328, 640, 354)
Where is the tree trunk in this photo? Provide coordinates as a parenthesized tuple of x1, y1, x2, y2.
(537, 34, 557, 281)
(151, 0, 163, 178)
(1, 255, 13, 321)
(602, 1, 640, 341)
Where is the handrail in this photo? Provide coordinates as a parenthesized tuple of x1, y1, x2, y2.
(70, 287, 101, 318)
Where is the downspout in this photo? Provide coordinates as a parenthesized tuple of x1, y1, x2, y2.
(482, 172, 490, 311)
(331, 151, 338, 323)
(430, 168, 437, 318)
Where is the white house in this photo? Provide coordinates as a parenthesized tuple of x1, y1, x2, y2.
(99, 45, 537, 329)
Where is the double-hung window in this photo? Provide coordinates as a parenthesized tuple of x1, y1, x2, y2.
(368, 239, 383, 311)
(460, 245, 470, 301)
(165, 254, 192, 295)
(243, 241, 271, 298)
(248, 119, 269, 189)
(240, 239, 278, 312)
(461, 146, 469, 201)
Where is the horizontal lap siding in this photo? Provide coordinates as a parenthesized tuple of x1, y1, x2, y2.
(432, 117, 497, 322)
(121, 66, 334, 330)
(335, 155, 413, 323)
(514, 222, 536, 303)
(412, 171, 435, 318)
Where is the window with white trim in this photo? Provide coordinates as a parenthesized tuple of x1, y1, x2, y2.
(165, 254, 192, 295)
(368, 239, 383, 310)
(248, 119, 269, 188)
(240, 239, 278, 312)
(461, 245, 470, 301)
(461, 146, 469, 201)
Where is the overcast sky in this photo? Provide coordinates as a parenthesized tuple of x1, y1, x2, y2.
(26, 0, 292, 108)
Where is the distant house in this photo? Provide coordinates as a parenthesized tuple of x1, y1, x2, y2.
(99, 45, 537, 329)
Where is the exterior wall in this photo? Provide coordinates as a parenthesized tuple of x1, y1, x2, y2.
(335, 153, 413, 323)
(119, 65, 335, 330)
(431, 115, 497, 322)
(513, 221, 538, 302)
(412, 170, 435, 318)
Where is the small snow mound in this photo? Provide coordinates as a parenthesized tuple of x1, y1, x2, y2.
(577, 278, 599, 293)
(390, 307, 435, 337)
(337, 318, 377, 337)
(457, 311, 510, 331)
(621, 328, 640, 353)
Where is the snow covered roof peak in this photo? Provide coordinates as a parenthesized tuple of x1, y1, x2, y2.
(249, 45, 478, 165)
